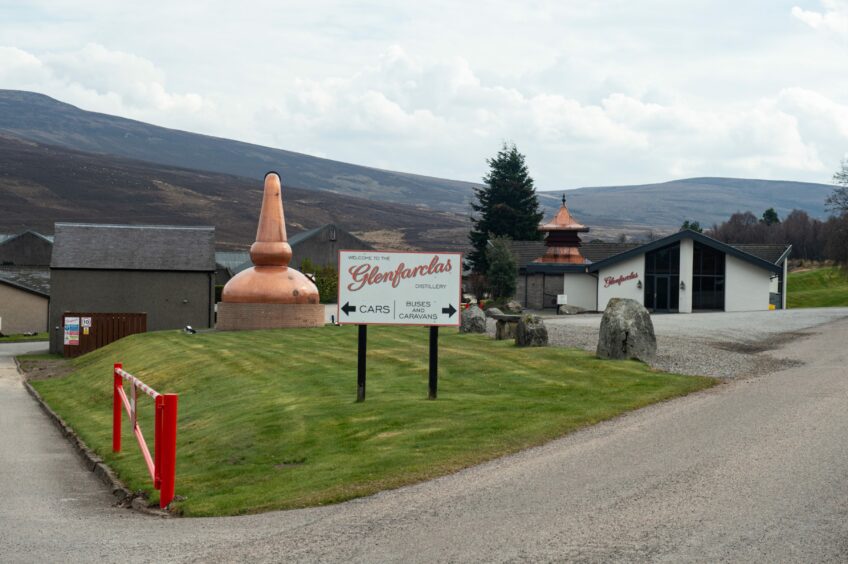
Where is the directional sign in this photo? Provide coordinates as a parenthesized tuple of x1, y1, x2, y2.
(338, 250, 462, 326)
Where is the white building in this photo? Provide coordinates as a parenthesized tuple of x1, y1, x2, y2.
(512, 201, 791, 313)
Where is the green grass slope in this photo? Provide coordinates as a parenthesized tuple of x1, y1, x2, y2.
(788, 267, 848, 308)
(31, 326, 713, 516)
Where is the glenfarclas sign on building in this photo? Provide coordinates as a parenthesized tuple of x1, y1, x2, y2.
(603, 271, 639, 288)
(338, 251, 462, 326)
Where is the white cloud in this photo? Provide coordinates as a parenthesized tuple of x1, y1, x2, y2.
(1, 2, 847, 189)
(0, 43, 211, 126)
(792, 0, 848, 35)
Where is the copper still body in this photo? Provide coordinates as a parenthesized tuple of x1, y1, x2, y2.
(221, 172, 320, 305)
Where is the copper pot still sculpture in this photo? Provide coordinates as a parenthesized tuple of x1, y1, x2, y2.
(216, 172, 324, 330)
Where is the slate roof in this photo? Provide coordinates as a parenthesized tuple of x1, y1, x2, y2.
(506, 240, 641, 268)
(51, 223, 216, 271)
(215, 251, 250, 272)
(730, 244, 791, 264)
(0, 267, 50, 297)
(0, 231, 54, 245)
(581, 242, 641, 263)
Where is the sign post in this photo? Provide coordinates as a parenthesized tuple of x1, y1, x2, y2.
(338, 250, 462, 401)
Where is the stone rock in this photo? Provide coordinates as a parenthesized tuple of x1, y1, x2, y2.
(460, 305, 487, 333)
(485, 307, 504, 318)
(495, 318, 518, 340)
(557, 304, 586, 315)
(596, 298, 656, 363)
(504, 300, 523, 314)
(515, 314, 548, 347)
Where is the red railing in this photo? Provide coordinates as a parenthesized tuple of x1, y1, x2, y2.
(112, 363, 179, 509)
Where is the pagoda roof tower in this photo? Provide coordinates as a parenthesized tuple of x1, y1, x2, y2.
(535, 194, 590, 264)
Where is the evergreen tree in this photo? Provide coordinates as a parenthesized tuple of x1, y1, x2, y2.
(486, 237, 517, 300)
(680, 220, 703, 233)
(468, 143, 543, 273)
(761, 208, 780, 226)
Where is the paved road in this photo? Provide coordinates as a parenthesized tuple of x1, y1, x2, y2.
(2, 315, 848, 562)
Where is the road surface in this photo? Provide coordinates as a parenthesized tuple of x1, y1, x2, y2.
(2, 313, 847, 562)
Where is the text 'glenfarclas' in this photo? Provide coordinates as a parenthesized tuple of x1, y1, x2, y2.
(347, 256, 453, 292)
(603, 271, 639, 288)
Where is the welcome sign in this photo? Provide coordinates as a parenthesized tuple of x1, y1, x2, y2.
(338, 250, 462, 326)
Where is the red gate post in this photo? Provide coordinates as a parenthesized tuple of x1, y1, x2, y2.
(112, 363, 122, 452)
(158, 394, 179, 508)
(154, 395, 164, 489)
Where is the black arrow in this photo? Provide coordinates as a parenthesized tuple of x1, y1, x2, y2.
(342, 302, 356, 316)
(441, 304, 457, 318)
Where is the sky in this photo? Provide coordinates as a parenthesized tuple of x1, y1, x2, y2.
(0, 0, 846, 190)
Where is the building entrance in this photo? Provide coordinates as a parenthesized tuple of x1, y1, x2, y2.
(644, 243, 680, 313)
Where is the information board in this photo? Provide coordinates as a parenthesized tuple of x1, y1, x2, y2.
(63, 316, 80, 346)
(338, 250, 462, 326)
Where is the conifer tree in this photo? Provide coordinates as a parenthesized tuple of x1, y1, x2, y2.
(486, 237, 517, 300)
(468, 143, 543, 273)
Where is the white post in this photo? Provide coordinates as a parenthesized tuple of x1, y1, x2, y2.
(678, 238, 694, 313)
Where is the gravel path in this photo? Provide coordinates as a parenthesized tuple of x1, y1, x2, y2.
(495, 307, 848, 379)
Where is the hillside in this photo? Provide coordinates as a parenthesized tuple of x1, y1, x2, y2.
(0, 90, 836, 233)
(0, 90, 481, 212)
(0, 134, 469, 250)
(787, 267, 848, 308)
(556, 177, 833, 233)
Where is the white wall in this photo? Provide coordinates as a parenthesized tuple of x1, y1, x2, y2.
(562, 273, 597, 310)
(782, 259, 788, 310)
(725, 255, 772, 312)
(597, 254, 644, 311)
(679, 239, 693, 313)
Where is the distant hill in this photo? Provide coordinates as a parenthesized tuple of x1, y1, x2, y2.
(0, 90, 836, 239)
(0, 134, 469, 250)
(550, 177, 833, 233)
(0, 90, 482, 211)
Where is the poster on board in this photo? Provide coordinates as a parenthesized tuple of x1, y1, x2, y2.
(63, 316, 80, 346)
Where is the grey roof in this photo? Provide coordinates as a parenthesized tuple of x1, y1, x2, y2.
(730, 244, 791, 264)
(51, 223, 215, 271)
(506, 240, 640, 268)
(0, 231, 54, 245)
(0, 267, 50, 297)
(504, 240, 546, 268)
(581, 242, 641, 263)
(215, 251, 250, 271)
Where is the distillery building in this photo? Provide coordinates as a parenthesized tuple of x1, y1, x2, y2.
(513, 198, 791, 313)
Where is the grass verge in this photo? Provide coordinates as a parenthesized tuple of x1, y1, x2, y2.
(30, 325, 714, 516)
(0, 332, 48, 342)
(788, 267, 848, 308)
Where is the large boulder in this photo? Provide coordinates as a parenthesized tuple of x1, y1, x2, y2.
(504, 300, 523, 314)
(460, 304, 487, 333)
(515, 314, 548, 347)
(596, 298, 656, 363)
(485, 307, 504, 318)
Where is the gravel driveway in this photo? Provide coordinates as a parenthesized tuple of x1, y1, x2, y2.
(505, 307, 848, 379)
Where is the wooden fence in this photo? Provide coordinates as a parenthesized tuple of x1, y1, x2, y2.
(62, 312, 147, 358)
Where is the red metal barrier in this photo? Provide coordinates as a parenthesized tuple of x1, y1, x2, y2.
(112, 363, 179, 509)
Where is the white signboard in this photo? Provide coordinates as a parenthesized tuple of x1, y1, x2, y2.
(338, 250, 462, 326)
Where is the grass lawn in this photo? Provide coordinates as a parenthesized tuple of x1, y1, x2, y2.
(0, 332, 48, 342)
(788, 267, 848, 308)
(30, 325, 714, 516)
